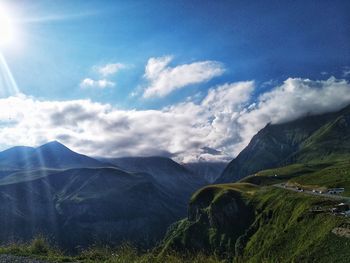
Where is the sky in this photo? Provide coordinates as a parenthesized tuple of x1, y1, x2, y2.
(0, 0, 349, 162)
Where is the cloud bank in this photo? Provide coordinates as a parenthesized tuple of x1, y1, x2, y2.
(143, 56, 225, 98)
(1, 77, 350, 162)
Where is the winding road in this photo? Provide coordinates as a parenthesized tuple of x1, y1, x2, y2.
(274, 184, 350, 202)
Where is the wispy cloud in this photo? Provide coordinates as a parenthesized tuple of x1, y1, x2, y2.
(17, 11, 99, 24)
(342, 67, 350, 77)
(142, 56, 225, 98)
(80, 78, 115, 89)
(80, 62, 126, 89)
(95, 63, 126, 77)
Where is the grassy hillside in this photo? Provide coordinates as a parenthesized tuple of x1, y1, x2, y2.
(242, 159, 350, 197)
(161, 183, 257, 258)
(161, 158, 350, 262)
(1, 160, 349, 262)
(240, 187, 350, 263)
(0, 237, 223, 263)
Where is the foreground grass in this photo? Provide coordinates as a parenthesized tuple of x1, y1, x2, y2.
(0, 237, 223, 263)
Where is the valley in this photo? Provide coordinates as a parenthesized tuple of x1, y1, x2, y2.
(0, 104, 350, 262)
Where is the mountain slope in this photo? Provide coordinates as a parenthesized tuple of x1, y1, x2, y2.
(0, 146, 36, 169)
(183, 162, 227, 183)
(161, 176, 350, 262)
(217, 104, 350, 183)
(0, 167, 185, 249)
(0, 141, 109, 170)
(102, 156, 206, 200)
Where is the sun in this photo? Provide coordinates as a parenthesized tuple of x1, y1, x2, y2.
(0, 6, 16, 47)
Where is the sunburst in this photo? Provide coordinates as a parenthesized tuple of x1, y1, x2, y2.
(0, 4, 16, 47)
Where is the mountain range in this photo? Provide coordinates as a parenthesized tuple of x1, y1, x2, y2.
(0, 141, 108, 170)
(0, 141, 207, 249)
(217, 104, 350, 183)
(161, 104, 350, 261)
(100, 156, 206, 201)
(1, 104, 350, 259)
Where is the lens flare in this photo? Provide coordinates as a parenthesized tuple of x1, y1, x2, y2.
(0, 8, 16, 47)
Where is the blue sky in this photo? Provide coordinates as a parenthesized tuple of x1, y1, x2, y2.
(2, 0, 349, 108)
(0, 0, 349, 161)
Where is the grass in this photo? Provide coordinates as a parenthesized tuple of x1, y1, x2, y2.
(2, 159, 350, 262)
(161, 161, 350, 263)
(240, 158, 350, 197)
(289, 159, 350, 196)
(161, 183, 257, 259)
(239, 187, 350, 262)
(0, 236, 71, 262)
(0, 237, 224, 263)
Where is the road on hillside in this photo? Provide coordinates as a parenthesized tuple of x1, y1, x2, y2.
(274, 184, 350, 202)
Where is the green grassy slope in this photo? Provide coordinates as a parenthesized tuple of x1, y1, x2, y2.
(161, 158, 350, 262)
(241, 159, 350, 197)
(1, 160, 349, 262)
(240, 188, 349, 263)
(161, 183, 257, 258)
(293, 114, 350, 163)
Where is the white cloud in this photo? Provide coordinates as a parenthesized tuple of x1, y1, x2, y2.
(143, 56, 225, 98)
(1, 77, 350, 162)
(237, 77, 350, 149)
(96, 63, 126, 77)
(343, 67, 350, 77)
(79, 62, 125, 89)
(80, 78, 115, 89)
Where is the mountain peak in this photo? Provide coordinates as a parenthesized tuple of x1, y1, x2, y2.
(38, 141, 71, 151)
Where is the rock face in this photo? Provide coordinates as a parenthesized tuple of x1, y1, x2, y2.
(217, 104, 350, 183)
(161, 185, 254, 257)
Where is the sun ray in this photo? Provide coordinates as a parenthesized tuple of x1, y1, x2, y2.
(0, 53, 20, 97)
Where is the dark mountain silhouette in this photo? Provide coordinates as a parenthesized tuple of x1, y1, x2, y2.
(102, 156, 207, 201)
(0, 143, 204, 249)
(183, 162, 227, 183)
(0, 141, 108, 170)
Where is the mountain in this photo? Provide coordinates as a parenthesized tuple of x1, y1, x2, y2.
(160, 104, 350, 261)
(183, 162, 227, 183)
(161, 170, 350, 261)
(217, 104, 350, 183)
(0, 143, 200, 249)
(101, 156, 207, 200)
(0, 141, 109, 170)
(0, 167, 185, 249)
(0, 146, 36, 169)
